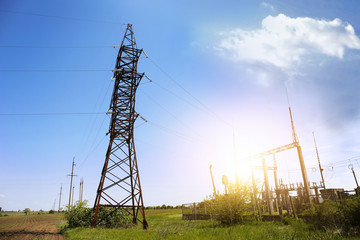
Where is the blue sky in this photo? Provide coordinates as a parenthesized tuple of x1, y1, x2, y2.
(0, 0, 360, 211)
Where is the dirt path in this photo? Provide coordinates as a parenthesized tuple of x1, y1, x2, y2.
(0, 214, 65, 240)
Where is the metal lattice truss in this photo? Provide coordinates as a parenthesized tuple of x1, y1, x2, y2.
(93, 24, 148, 229)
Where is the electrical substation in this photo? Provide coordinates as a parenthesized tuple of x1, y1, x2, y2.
(183, 106, 360, 221)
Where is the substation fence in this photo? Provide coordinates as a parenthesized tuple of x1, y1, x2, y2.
(182, 202, 211, 220)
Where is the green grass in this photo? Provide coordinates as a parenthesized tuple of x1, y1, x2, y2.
(0, 211, 27, 216)
(64, 209, 360, 240)
(0, 211, 56, 217)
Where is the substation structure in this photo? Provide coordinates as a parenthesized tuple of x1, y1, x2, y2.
(247, 107, 353, 217)
(219, 107, 327, 218)
(249, 107, 316, 217)
(92, 24, 148, 229)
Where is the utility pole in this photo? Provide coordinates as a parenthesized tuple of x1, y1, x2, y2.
(273, 154, 282, 215)
(209, 165, 216, 196)
(250, 158, 260, 219)
(349, 165, 359, 188)
(52, 198, 56, 211)
(312, 132, 327, 198)
(72, 185, 75, 205)
(79, 178, 84, 202)
(233, 129, 239, 186)
(289, 107, 311, 203)
(67, 157, 77, 208)
(58, 185, 62, 213)
(262, 158, 274, 215)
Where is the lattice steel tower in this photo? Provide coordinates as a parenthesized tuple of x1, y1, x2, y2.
(92, 24, 148, 229)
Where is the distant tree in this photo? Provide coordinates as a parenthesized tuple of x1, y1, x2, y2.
(24, 208, 31, 215)
(0, 207, 2, 212)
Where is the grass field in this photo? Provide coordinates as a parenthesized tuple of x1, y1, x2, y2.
(63, 209, 360, 240)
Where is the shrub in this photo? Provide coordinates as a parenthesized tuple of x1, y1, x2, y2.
(24, 208, 31, 215)
(65, 200, 132, 228)
(49, 210, 55, 214)
(302, 199, 342, 229)
(302, 196, 360, 236)
(339, 196, 360, 231)
(65, 201, 93, 228)
(96, 206, 131, 228)
(208, 180, 255, 225)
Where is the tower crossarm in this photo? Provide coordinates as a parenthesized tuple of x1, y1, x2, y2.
(251, 142, 298, 160)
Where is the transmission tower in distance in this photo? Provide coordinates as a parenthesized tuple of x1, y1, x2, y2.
(92, 24, 148, 229)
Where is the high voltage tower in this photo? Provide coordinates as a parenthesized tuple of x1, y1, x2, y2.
(92, 24, 148, 229)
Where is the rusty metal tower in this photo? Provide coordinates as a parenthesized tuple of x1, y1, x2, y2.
(92, 24, 148, 229)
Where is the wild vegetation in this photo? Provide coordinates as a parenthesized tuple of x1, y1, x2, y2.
(61, 187, 360, 239)
(63, 208, 357, 240)
(206, 180, 256, 225)
(302, 196, 360, 236)
(65, 200, 132, 228)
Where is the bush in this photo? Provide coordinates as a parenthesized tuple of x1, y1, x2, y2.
(96, 206, 131, 228)
(65, 201, 93, 228)
(302, 196, 360, 235)
(49, 210, 55, 214)
(302, 200, 342, 229)
(208, 180, 255, 225)
(340, 196, 360, 227)
(65, 200, 132, 228)
(24, 208, 31, 215)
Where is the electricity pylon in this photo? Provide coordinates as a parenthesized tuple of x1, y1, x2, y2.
(92, 24, 148, 229)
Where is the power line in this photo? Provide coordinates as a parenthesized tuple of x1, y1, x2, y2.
(149, 78, 233, 134)
(146, 56, 212, 113)
(151, 80, 205, 112)
(0, 112, 106, 116)
(0, 45, 116, 49)
(75, 75, 113, 162)
(139, 88, 196, 130)
(326, 155, 360, 167)
(145, 54, 231, 127)
(0, 69, 112, 72)
(147, 120, 197, 143)
(138, 88, 220, 147)
(0, 9, 125, 25)
(77, 134, 108, 168)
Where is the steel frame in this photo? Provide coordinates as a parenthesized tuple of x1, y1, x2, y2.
(92, 24, 148, 229)
(250, 107, 311, 203)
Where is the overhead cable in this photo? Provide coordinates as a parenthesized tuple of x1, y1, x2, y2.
(0, 9, 125, 25)
(145, 54, 231, 127)
(0, 112, 106, 116)
(0, 69, 112, 72)
(0, 45, 115, 49)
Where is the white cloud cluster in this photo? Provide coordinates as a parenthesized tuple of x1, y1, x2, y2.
(261, 2, 275, 12)
(217, 14, 360, 69)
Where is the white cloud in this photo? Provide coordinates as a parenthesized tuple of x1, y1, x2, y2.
(216, 14, 360, 69)
(0, 194, 5, 198)
(261, 2, 275, 12)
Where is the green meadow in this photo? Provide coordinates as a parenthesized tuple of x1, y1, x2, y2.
(62, 209, 358, 240)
